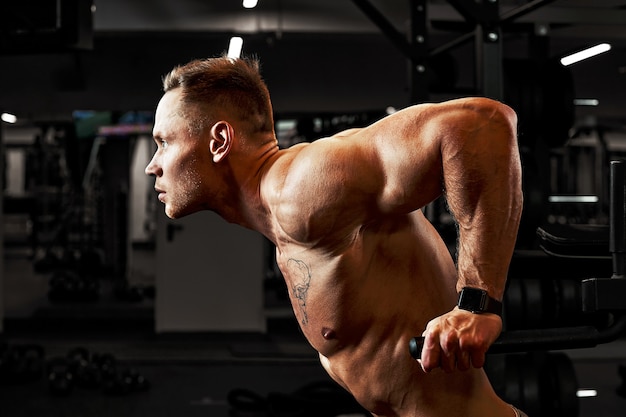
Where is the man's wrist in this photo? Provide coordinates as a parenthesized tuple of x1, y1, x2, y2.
(457, 287, 503, 316)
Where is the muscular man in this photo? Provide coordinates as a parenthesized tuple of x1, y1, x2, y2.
(145, 56, 524, 417)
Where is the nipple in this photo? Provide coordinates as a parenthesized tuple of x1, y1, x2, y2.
(321, 327, 336, 340)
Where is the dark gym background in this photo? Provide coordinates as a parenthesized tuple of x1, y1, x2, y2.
(1, 1, 625, 416)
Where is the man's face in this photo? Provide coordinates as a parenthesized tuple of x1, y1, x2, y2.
(145, 89, 212, 219)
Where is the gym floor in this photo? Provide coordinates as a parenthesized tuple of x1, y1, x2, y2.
(2, 249, 625, 417)
(1, 325, 625, 417)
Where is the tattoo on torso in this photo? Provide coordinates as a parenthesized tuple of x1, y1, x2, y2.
(287, 258, 312, 325)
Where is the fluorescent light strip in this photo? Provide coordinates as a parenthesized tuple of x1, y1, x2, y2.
(561, 43, 611, 66)
(1, 112, 17, 123)
(576, 389, 598, 398)
(548, 195, 599, 203)
(574, 99, 599, 106)
(227, 37, 244, 59)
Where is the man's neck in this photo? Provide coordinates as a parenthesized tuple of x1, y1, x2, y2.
(217, 138, 281, 236)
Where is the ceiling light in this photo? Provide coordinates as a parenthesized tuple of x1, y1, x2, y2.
(1, 113, 17, 124)
(560, 43, 611, 66)
(576, 389, 598, 398)
(548, 195, 599, 203)
(243, 0, 258, 8)
(574, 99, 599, 106)
(227, 37, 244, 59)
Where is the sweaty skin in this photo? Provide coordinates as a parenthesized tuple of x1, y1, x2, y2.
(146, 91, 523, 417)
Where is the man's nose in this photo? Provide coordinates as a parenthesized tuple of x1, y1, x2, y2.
(145, 155, 161, 176)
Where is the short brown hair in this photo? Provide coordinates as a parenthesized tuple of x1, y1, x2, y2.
(163, 55, 274, 136)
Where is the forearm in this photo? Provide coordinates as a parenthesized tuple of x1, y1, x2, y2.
(441, 99, 523, 301)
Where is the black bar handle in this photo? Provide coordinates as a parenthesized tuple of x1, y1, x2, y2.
(409, 316, 626, 359)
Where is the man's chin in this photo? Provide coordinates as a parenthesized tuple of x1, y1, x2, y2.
(165, 205, 198, 219)
(165, 210, 185, 220)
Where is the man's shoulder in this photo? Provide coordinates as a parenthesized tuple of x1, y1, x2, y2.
(387, 97, 510, 117)
(263, 143, 378, 246)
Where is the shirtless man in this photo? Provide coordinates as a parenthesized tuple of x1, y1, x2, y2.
(145, 56, 524, 417)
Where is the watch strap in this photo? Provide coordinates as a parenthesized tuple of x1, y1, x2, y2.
(457, 287, 503, 316)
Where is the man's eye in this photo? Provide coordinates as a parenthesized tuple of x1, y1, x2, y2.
(161, 140, 169, 149)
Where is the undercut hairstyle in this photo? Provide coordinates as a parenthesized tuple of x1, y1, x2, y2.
(162, 55, 275, 137)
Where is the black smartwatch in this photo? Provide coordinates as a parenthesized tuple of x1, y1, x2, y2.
(457, 287, 502, 316)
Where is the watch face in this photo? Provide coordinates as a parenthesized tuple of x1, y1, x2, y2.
(459, 288, 486, 311)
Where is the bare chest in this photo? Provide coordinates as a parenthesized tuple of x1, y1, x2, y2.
(274, 238, 420, 360)
(275, 248, 369, 355)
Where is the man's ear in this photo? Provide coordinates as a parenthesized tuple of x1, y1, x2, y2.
(209, 121, 234, 163)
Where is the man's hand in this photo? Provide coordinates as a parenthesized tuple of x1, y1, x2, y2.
(418, 307, 502, 373)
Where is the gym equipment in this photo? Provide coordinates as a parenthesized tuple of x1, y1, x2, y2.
(48, 268, 100, 303)
(502, 276, 600, 331)
(46, 348, 150, 397)
(0, 343, 45, 385)
(67, 347, 101, 389)
(47, 357, 74, 396)
(98, 353, 150, 396)
(504, 58, 575, 149)
(499, 351, 579, 417)
(113, 282, 155, 303)
(410, 160, 626, 358)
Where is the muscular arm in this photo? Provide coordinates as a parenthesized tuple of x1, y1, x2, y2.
(422, 98, 522, 372)
(368, 97, 522, 372)
(372, 98, 522, 288)
(441, 100, 522, 298)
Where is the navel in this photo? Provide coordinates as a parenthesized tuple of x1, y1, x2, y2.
(321, 327, 337, 340)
